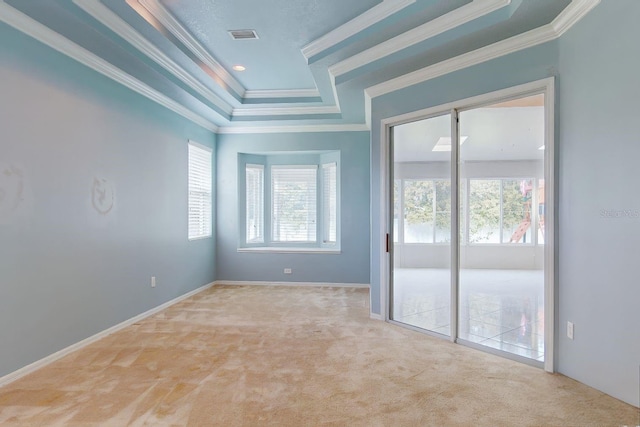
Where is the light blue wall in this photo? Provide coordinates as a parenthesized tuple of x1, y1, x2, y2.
(216, 132, 370, 284)
(370, 41, 559, 315)
(370, 2, 640, 406)
(557, 0, 640, 407)
(0, 23, 216, 378)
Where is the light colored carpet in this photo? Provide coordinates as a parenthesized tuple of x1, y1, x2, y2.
(0, 285, 637, 426)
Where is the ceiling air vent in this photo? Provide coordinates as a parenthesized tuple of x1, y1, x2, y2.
(228, 29, 259, 40)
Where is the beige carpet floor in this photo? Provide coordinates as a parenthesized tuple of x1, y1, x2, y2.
(0, 285, 637, 426)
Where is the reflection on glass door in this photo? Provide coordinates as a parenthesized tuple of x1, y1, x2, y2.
(458, 94, 546, 361)
(391, 114, 451, 336)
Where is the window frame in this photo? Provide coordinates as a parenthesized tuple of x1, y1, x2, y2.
(187, 141, 213, 241)
(321, 161, 338, 245)
(238, 151, 340, 252)
(271, 164, 318, 244)
(393, 176, 541, 246)
(401, 178, 453, 244)
(245, 163, 265, 244)
(466, 177, 538, 246)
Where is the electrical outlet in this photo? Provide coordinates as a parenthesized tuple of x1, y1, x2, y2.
(151, 276, 156, 288)
(284, 268, 292, 274)
(567, 321, 574, 340)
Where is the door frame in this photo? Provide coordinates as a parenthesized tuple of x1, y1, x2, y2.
(379, 78, 556, 372)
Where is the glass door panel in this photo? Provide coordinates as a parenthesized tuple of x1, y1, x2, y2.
(391, 114, 451, 336)
(457, 94, 546, 361)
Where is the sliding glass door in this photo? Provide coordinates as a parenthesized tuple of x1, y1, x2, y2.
(390, 113, 451, 336)
(388, 89, 550, 366)
(457, 94, 546, 361)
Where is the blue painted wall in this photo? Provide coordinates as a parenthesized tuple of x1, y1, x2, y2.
(216, 132, 370, 284)
(0, 23, 216, 378)
(370, 2, 640, 406)
(557, 0, 640, 407)
(369, 41, 559, 315)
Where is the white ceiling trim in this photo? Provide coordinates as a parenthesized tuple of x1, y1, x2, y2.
(232, 106, 340, 117)
(365, 0, 600, 99)
(330, 0, 510, 78)
(552, 0, 600, 35)
(218, 124, 369, 134)
(0, 0, 220, 133)
(74, 0, 234, 115)
(244, 89, 321, 99)
(138, 0, 246, 97)
(301, 0, 416, 62)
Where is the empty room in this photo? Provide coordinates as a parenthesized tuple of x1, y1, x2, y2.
(1, 0, 639, 425)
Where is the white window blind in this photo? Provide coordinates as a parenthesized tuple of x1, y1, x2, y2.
(246, 164, 264, 243)
(188, 142, 212, 240)
(271, 165, 317, 242)
(322, 162, 337, 244)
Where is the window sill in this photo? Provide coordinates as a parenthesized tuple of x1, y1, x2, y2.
(237, 247, 341, 254)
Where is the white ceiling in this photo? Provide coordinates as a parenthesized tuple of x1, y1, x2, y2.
(394, 101, 545, 162)
(0, 0, 593, 132)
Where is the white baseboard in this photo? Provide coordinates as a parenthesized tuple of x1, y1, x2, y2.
(215, 280, 370, 289)
(369, 313, 384, 321)
(0, 281, 215, 388)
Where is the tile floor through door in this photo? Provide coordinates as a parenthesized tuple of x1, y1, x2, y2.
(393, 268, 544, 361)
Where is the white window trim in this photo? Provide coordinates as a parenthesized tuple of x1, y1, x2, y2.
(466, 177, 539, 246)
(245, 163, 265, 244)
(322, 162, 338, 245)
(188, 140, 212, 241)
(271, 164, 318, 244)
(239, 152, 341, 253)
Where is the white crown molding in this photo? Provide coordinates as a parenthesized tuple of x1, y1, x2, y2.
(365, 0, 599, 99)
(330, 0, 510, 78)
(218, 124, 370, 134)
(552, 0, 600, 36)
(78, 0, 324, 106)
(0, 0, 220, 133)
(215, 280, 370, 288)
(302, 0, 416, 62)
(232, 105, 340, 117)
(0, 282, 214, 388)
(139, 0, 246, 97)
(73, 0, 234, 115)
(244, 89, 321, 99)
(73, 0, 320, 107)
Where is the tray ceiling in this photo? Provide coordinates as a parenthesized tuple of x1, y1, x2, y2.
(0, 0, 597, 133)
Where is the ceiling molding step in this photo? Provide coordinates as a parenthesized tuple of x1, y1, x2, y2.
(139, 0, 246, 97)
(552, 0, 600, 36)
(244, 89, 321, 99)
(330, 0, 510, 77)
(365, 0, 599, 99)
(73, 0, 234, 116)
(218, 124, 370, 134)
(0, 1, 220, 133)
(232, 105, 340, 117)
(301, 0, 416, 62)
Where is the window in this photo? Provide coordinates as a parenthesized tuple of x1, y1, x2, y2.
(188, 142, 212, 240)
(468, 180, 501, 243)
(246, 164, 264, 243)
(240, 152, 340, 250)
(271, 165, 317, 243)
(322, 162, 337, 244)
(468, 178, 536, 244)
(393, 177, 541, 245)
(401, 179, 451, 243)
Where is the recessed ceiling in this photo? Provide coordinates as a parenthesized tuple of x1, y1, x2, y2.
(0, 0, 595, 132)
